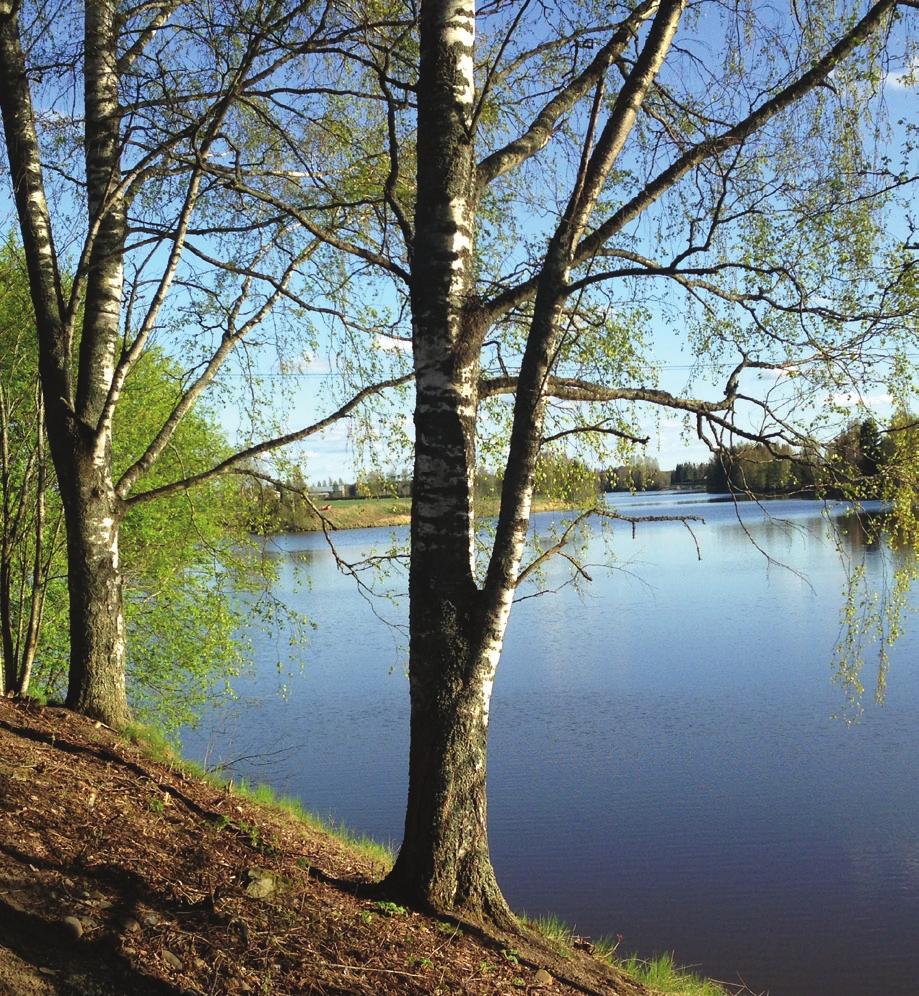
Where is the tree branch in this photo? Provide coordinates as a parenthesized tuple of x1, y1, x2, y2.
(475, 0, 660, 190)
(123, 373, 413, 507)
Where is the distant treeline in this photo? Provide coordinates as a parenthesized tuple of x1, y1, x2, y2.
(248, 412, 916, 530)
(704, 414, 916, 498)
(603, 414, 916, 498)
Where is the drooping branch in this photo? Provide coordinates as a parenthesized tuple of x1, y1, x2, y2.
(123, 373, 413, 507)
(115, 238, 320, 500)
(203, 172, 412, 283)
(514, 504, 705, 590)
(541, 420, 650, 447)
(574, 0, 903, 264)
(482, 0, 905, 322)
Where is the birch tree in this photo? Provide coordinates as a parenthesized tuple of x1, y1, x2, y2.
(249, 0, 914, 925)
(0, 0, 404, 726)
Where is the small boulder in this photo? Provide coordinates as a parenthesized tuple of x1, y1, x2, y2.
(534, 968, 553, 986)
(163, 949, 182, 970)
(63, 916, 83, 940)
(244, 869, 275, 899)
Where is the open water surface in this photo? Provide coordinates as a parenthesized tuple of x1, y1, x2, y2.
(183, 494, 919, 996)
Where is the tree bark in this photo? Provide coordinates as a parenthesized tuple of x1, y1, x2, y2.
(383, 0, 515, 927)
(57, 426, 128, 726)
(0, 0, 130, 726)
(387, 588, 513, 924)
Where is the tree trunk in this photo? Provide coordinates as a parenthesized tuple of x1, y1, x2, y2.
(0, 0, 131, 726)
(0, 554, 14, 694)
(56, 425, 129, 727)
(382, 0, 516, 928)
(386, 593, 513, 925)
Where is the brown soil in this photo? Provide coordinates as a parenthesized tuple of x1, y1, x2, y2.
(0, 697, 649, 996)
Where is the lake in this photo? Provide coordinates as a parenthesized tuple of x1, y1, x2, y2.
(182, 493, 919, 996)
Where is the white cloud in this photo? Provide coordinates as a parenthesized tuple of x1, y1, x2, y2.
(373, 334, 412, 354)
(829, 391, 892, 410)
(280, 352, 332, 375)
(888, 56, 919, 90)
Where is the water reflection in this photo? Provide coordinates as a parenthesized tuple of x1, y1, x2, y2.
(183, 496, 918, 996)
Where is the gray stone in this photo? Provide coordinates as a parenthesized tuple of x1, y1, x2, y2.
(244, 869, 275, 899)
(63, 916, 83, 940)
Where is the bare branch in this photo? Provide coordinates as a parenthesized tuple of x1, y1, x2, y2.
(475, 0, 660, 190)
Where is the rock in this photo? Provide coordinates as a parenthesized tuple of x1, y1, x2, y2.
(142, 911, 162, 926)
(163, 949, 182, 970)
(121, 916, 140, 934)
(244, 869, 275, 899)
(534, 968, 553, 986)
(63, 916, 83, 940)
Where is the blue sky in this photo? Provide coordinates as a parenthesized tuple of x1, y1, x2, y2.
(1, 6, 915, 486)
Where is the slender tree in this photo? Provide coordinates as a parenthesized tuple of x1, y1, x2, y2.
(0, 0, 406, 725)
(0, 241, 60, 695)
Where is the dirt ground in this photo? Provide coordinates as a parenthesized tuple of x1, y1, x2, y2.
(0, 696, 650, 995)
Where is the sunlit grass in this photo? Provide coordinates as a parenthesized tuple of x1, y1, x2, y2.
(525, 913, 728, 996)
(121, 721, 393, 871)
(522, 912, 577, 951)
(229, 775, 394, 869)
(617, 952, 727, 995)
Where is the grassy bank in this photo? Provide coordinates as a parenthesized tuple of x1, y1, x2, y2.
(270, 494, 577, 532)
(0, 697, 742, 995)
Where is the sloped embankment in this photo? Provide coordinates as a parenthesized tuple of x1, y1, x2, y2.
(0, 697, 647, 995)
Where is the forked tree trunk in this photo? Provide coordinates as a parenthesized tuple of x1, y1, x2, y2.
(383, 0, 516, 926)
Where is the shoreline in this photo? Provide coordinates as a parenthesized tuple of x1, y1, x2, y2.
(262, 494, 580, 533)
(0, 696, 730, 996)
(259, 489, 842, 534)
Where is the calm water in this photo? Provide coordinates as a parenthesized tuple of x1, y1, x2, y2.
(183, 494, 919, 996)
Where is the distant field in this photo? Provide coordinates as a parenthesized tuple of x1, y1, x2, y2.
(289, 495, 575, 532)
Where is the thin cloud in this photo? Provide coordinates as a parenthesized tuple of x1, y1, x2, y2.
(887, 56, 919, 90)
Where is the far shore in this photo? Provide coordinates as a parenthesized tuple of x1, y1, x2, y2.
(270, 494, 581, 532)
(267, 488, 848, 534)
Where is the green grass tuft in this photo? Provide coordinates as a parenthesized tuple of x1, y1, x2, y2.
(525, 912, 576, 952)
(526, 914, 727, 995)
(122, 721, 177, 765)
(226, 776, 395, 869)
(617, 952, 727, 995)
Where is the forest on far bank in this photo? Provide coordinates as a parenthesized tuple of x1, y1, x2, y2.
(249, 412, 918, 533)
